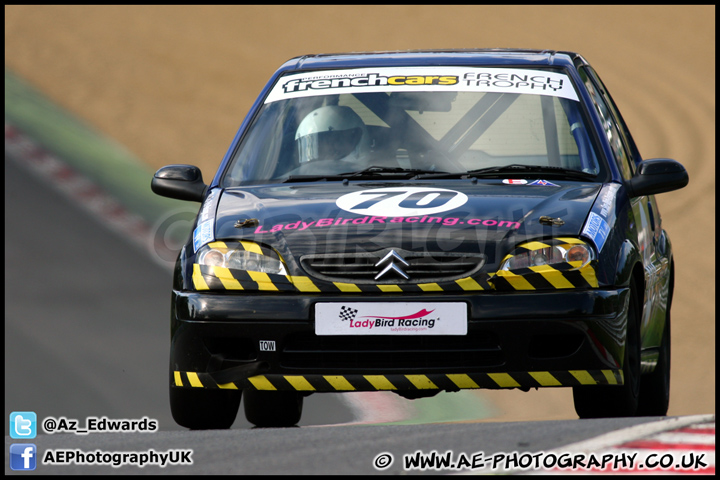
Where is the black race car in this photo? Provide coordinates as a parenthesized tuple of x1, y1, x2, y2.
(152, 49, 688, 429)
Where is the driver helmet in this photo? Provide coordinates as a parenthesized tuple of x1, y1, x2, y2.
(295, 105, 370, 163)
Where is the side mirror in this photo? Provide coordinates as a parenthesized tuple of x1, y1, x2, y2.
(628, 158, 688, 197)
(151, 165, 207, 202)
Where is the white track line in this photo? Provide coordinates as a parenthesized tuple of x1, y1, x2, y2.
(556, 414, 715, 454)
(526, 414, 715, 475)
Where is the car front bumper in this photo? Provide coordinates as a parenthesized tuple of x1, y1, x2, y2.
(170, 287, 630, 393)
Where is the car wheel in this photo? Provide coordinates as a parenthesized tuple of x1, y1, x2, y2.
(243, 390, 304, 427)
(573, 286, 641, 418)
(636, 310, 671, 416)
(170, 387, 242, 430)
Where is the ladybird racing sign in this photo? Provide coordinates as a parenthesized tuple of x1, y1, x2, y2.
(315, 302, 467, 335)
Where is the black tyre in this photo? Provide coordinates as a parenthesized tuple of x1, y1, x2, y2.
(573, 287, 641, 418)
(243, 390, 304, 427)
(170, 387, 242, 430)
(637, 310, 670, 416)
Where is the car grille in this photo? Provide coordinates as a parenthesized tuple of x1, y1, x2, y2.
(280, 331, 503, 370)
(300, 249, 486, 284)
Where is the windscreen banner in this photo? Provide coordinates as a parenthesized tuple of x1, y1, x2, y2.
(264, 67, 579, 103)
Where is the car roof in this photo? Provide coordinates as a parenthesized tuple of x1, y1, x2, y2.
(278, 49, 588, 72)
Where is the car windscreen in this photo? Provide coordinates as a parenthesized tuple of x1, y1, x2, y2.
(221, 67, 603, 186)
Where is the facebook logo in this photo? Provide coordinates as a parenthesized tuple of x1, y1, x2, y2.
(10, 444, 37, 471)
(9, 412, 37, 439)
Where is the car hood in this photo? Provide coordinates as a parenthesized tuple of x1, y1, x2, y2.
(210, 181, 601, 269)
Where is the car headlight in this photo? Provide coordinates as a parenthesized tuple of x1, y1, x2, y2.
(499, 239, 595, 271)
(196, 242, 287, 275)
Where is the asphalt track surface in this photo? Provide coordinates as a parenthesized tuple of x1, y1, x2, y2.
(6, 418, 673, 475)
(4, 153, 357, 433)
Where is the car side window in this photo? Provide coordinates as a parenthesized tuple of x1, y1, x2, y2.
(586, 67, 643, 165)
(578, 67, 635, 181)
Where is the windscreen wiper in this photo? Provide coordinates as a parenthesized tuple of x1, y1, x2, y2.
(338, 165, 446, 177)
(415, 164, 597, 180)
(282, 166, 446, 183)
(468, 164, 597, 180)
(282, 174, 347, 183)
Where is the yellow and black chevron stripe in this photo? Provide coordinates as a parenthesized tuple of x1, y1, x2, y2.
(492, 237, 598, 290)
(173, 370, 623, 391)
(492, 263, 598, 290)
(192, 238, 598, 293)
(193, 240, 292, 292)
(192, 240, 495, 293)
(193, 264, 495, 293)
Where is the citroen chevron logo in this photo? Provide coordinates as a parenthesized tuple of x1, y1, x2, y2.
(374, 250, 410, 280)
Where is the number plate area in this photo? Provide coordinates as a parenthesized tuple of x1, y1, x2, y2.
(315, 302, 467, 336)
